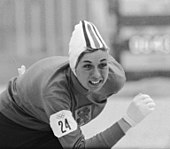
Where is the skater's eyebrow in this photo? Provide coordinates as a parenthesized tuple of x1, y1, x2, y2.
(82, 60, 92, 63)
(82, 59, 107, 63)
(100, 59, 107, 62)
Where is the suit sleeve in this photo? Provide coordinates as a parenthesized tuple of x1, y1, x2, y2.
(57, 119, 125, 149)
(85, 121, 125, 148)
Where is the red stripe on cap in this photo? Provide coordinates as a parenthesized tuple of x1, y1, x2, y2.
(82, 20, 91, 47)
(87, 24, 100, 48)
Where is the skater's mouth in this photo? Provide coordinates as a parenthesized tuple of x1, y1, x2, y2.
(89, 79, 103, 86)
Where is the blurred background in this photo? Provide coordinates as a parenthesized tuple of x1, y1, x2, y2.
(0, 0, 170, 148)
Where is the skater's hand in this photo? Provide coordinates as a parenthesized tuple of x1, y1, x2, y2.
(123, 93, 156, 127)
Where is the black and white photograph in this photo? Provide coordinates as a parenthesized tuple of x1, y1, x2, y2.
(0, 0, 170, 148)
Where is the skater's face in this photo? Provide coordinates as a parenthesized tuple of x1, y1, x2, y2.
(76, 50, 109, 92)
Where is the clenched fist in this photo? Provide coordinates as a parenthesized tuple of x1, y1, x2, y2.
(123, 93, 156, 127)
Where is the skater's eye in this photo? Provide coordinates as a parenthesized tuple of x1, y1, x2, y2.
(83, 64, 93, 70)
(98, 63, 107, 69)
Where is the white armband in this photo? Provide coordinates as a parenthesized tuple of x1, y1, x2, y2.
(50, 110, 78, 138)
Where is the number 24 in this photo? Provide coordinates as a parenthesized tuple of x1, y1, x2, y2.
(58, 118, 71, 133)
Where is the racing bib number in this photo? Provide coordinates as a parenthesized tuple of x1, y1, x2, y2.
(50, 110, 77, 138)
(58, 118, 71, 133)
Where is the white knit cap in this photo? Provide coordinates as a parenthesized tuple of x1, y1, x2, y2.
(69, 20, 109, 75)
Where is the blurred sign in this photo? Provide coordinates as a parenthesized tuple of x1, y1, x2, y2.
(129, 34, 170, 54)
(120, 32, 170, 71)
(118, 26, 170, 71)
